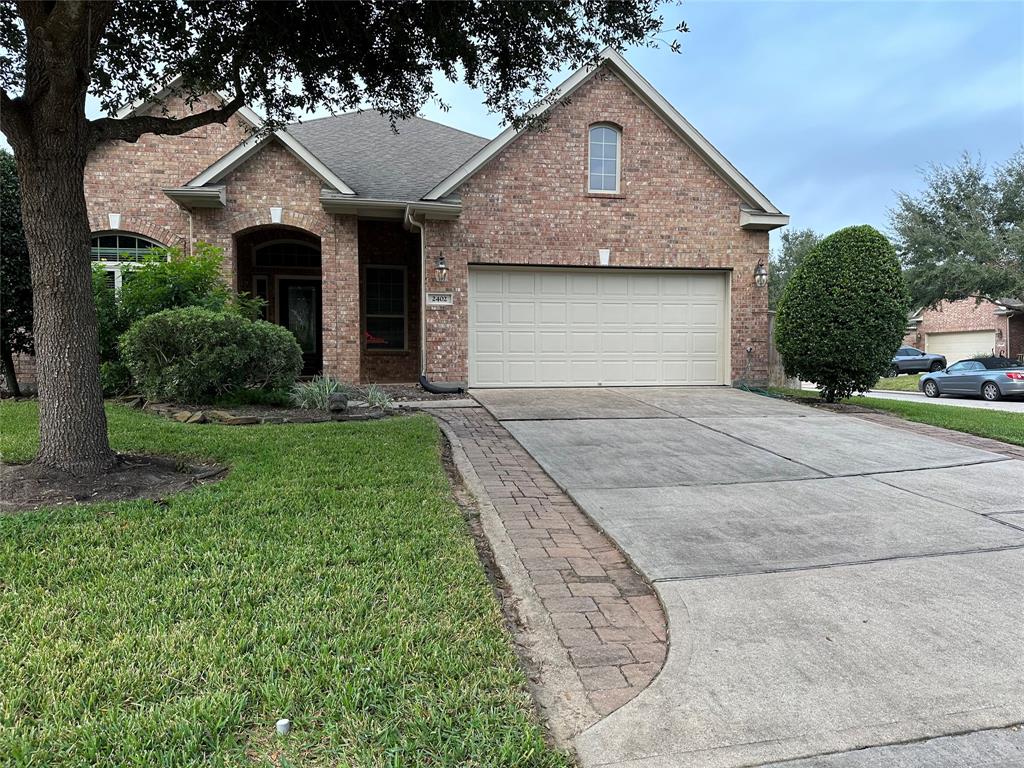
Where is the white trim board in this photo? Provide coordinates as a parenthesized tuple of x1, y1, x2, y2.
(187, 131, 355, 195)
(424, 49, 785, 219)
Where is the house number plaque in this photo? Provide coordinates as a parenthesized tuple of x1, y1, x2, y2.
(425, 292, 454, 307)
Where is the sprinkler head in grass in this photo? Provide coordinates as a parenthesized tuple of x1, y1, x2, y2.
(276, 718, 291, 736)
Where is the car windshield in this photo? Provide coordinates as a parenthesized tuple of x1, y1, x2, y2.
(977, 357, 1023, 370)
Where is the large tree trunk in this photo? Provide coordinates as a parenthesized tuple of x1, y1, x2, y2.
(10, 120, 115, 475)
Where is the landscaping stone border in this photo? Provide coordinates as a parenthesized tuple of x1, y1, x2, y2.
(114, 396, 393, 425)
(432, 406, 668, 747)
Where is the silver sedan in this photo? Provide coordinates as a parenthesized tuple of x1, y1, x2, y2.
(920, 357, 1024, 401)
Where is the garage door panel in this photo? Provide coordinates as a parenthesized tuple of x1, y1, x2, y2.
(632, 303, 660, 324)
(469, 267, 727, 387)
(539, 302, 567, 323)
(631, 275, 660, 296)
(539, 273, 567, 294)
(507, 361, 537, 384)
(475, 331, 503, 354)
(692, 304, 720, 326)
(601, 303, 630, 324)
(692, 332, 721, 354)
(540, 332, 567, 353)
(692, 360, 721, 383)
(571, 332, 598, 353)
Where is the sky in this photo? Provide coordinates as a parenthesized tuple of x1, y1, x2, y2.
(415, 0, 1023, 244)
(5, 1, 1021, 247)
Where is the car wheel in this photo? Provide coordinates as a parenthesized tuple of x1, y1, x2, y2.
(923, 380, 940, 398)
(929, 361, 944, 372)
(888, 366, 899, 377)
(982, 382, 1002, 402)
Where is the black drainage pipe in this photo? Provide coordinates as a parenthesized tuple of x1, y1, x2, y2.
(419, 374, 464, 395)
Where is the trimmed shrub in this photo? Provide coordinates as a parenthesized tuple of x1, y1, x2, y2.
(120, 307, 302, 403)
(121, 308, 253, 402)
(775, 225, 910, 402)
(247, 320, 305, 391)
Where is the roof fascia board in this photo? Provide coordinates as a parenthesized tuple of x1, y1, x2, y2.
(320, 192, 461, 220)
(739, 209, 790, 231)
(188, 131, 356, 195)
(424, 49, 784, 216)
(163, 186, 226, 209)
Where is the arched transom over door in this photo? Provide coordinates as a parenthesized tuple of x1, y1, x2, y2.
(468, 266, 729, 387)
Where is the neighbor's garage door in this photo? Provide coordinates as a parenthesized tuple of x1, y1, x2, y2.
(926, 330, 996, 364)
(468, 267, 728, 387)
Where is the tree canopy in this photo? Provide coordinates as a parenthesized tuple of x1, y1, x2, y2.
(769, 227, 820, 310)
(890, 150, 1024, 309)
(1, 1, 685, 146)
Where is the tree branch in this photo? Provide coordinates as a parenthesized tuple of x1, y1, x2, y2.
(88, 90, 247, 147)
(0, 91, 27, 146)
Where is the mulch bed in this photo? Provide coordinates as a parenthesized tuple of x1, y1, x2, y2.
(1, 455, 226, 513)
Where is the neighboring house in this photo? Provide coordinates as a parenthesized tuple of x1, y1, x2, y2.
(80, 49, 787, 388)
(904, 297, 1024, 364)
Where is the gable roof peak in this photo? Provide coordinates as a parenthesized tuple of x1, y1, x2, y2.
(423, 48, 785, 221)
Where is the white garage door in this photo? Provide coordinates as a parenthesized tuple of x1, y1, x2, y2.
(926, 330, 996, 363)
(468, 267, 729, 387)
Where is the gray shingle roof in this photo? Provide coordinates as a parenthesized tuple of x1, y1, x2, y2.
(285, 110, 489, 202)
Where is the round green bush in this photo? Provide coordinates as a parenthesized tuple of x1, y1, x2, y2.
(247, 320, 305, 391)
(120, 308, 253, 402)
(120, 307, 302, 403)
(775, 225, 910, 402)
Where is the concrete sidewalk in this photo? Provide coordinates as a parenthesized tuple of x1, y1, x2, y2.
(472, 386, 1024, 768)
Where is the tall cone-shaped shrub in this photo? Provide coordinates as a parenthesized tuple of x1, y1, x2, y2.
(775, 225, 910, 402)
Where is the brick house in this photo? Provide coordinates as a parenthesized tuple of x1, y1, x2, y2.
(903, 298, 1024, 364)
(81, 49, 788, 389)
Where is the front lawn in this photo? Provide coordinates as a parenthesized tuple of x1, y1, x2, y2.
(0, 402, 566, 767)
(871, 374, 924, 392)
(765, 387, 1024, 447)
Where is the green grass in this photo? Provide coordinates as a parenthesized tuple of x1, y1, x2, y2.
(765, 387, 1024, 447)
(0, 402, 567, 767)
(871, 374, 924, 392)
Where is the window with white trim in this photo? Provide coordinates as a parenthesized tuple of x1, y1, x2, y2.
(90, 232, 165, 290)
(364, 266, 407, 351)
(588, 124, 621, 193)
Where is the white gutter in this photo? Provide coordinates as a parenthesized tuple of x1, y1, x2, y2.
(404, 206, 428, 376)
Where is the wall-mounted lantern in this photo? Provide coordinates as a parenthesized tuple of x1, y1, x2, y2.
(754, 260, 768, 288)
(435, 252, 449, 283)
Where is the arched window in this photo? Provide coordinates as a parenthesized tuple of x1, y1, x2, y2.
(588, 124, 621, 193)
(90, 231, 165, 290)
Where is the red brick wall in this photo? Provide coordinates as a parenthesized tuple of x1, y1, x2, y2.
(423, 67, 770, 385)
(903, 298, 1012, 357)
(85, 93, 252, 246)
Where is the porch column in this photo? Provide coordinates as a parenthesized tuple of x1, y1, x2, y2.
(321, 213, 361, 382)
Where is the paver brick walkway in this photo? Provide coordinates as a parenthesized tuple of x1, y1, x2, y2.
(433, 406, 668, 717)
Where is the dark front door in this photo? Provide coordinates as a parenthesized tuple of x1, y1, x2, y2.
(278, 278, 322, 375)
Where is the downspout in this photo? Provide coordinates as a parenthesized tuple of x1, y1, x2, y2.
(405, 206, 464, 394)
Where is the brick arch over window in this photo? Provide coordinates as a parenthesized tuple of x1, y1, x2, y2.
(87, 214, 181, 250)
(225, 210, 325, 240)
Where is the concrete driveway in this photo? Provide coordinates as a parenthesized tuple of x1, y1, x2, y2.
(472, 387, 1024, 768)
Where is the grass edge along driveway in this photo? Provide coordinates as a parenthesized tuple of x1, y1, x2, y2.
(766, 387, 1024, 447)
(0, 402, 568, 768)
